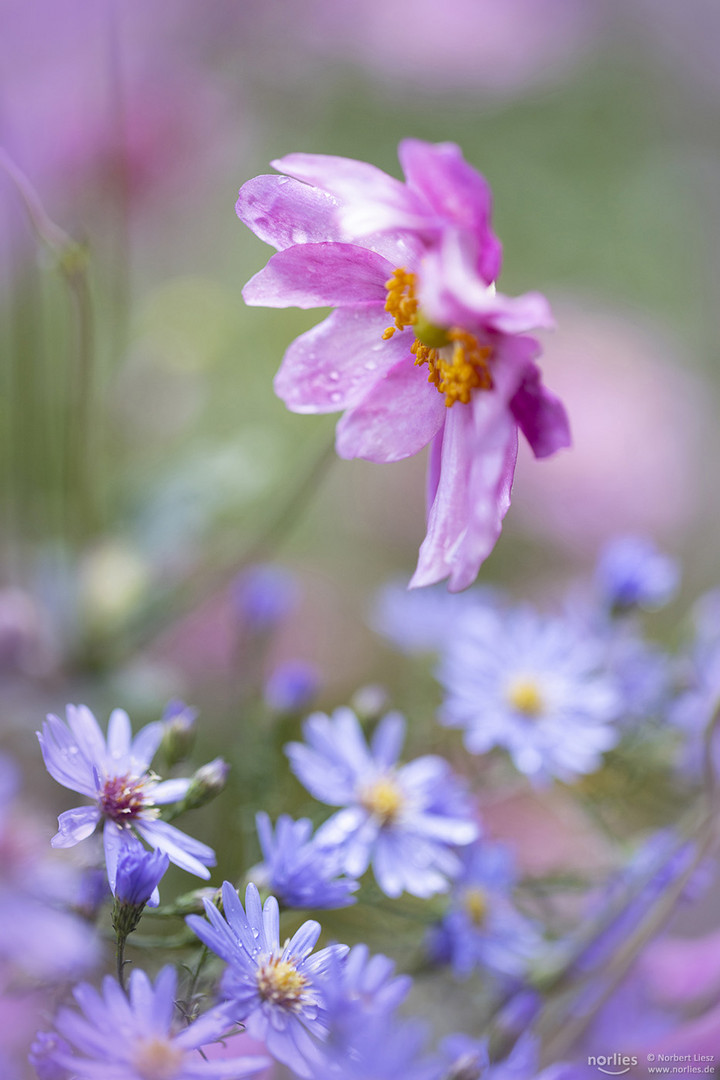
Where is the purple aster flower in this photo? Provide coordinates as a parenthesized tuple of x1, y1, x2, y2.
(35, 965, 268, 1080)
(439, 1034, 489, 1080)
(286, 708, 479, 897)
(253, 811, 359, 909)
(595, 537, 680, 612)
(187, 881, 348, 1078)
(263, 660, 320, 713)
(37, 704, 215, 894)
(114, 845, 169, 909)
(438, 604, 621, 782)
(313, 945, 434, 1080)
(372, 579, 499, 654)
(427, 842, 541, 980)
(237, 139, 570, 591)
(231, 564, 299, 631)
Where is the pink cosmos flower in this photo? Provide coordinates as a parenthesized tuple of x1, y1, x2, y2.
(237, 140, 570, 590)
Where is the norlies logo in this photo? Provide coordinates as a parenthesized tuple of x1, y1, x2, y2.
(588, 1054, 639, 1075)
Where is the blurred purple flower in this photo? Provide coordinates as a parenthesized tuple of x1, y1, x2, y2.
(427, 842, 541, 980)
(372, 579, 499, 654)
(37, 704, 215, 893)
(438, 604, 621, 783)
(231, 564, 300, 631)
(439, 1034, 489, 1080)
(187, 882, 347, 1078)
(35, 966, 268, 1080)
(264, 660, 320, 713)
(237, 140, 569, 590)
(286, 708, 478, 897)
(595, 537, 680, 612)
(254, 811, 359, 909)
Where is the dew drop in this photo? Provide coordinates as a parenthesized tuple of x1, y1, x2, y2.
(364, 360, 377, 371)
(330, 392, 342, 403)
(328, 370, 340, 382)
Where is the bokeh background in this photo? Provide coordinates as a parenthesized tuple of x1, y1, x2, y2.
(2, 1, 720, 1073)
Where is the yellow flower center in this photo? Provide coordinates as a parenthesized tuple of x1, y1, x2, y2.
(360, 775, 405, 824)
(505, 677, 545, 717)
(132, 1038, 184, 1080)
(256, 955, 309, 1009)
(382, 267, 493, 407)
(462, 886, 489, 926)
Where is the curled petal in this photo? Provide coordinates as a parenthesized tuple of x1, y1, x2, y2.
(236, 174, 342, 251)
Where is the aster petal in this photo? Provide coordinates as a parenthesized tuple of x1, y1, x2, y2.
(274, 306, 409, 414)
(243, 243, 391, 309)
(106, 708, 132, 764)
(51, 806, 100, 848)
(335, 357, 446, 463)
(286, 919, 321, 961)
(136, 819, 215, 878)
(262, 894, 281, 951)
(510, 367, 571, 459)
(221, 881, 261, 956)
(244, 883, 269, 949)
(103, 820, 131, 893)
(37, 715, 98, 797)
(129, 720, 165, 772)
(370, 712, 406, 770)
(152, 777, 192, 804)
(237, 174, 342, 251)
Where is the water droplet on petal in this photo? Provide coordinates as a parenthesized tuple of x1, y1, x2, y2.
(364, 360, 377, 371)
(330, 392, 342, 403)
(328, 371, 340, 382)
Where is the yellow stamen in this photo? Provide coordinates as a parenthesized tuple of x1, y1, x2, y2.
(462, 887, 489, 926)
(132, 1038, 184, 1080)
(256, 955, 309, 1009)
(383, 267, 494, 406)
(360, 775, 404, 824)
(506, 677, 544, 717)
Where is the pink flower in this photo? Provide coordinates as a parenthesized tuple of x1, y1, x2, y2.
(237, 140, 570, 590)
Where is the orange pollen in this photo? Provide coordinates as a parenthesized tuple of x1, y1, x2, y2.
(383, 268, 493, 407)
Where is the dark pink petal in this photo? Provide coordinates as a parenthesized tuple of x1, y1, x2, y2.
(274, 306, 410, 414)
(272, 151, 425, 238)
(242, 243, 392, 309)
(510, 365, 572, 458)
(335, 358, 445, 463)
(398, 139, 502, 282)
(420, 233, 554, 336)
(236, 174, 342, 251)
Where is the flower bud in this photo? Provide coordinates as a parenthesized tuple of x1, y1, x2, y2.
(181, 757, 230, 811)
(112, 846, 169, 938)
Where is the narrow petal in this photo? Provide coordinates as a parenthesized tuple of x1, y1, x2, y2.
(237, 174, 342, 250)
(510, 367, 571, 459)
(335, 357, 446, 463)
(273, 306, 408, 415)
(51, 806, 100, 848)
(106, 709, 132, 764)
(242, 243, 391, 309)
(370, 712, 406, 770)
(152, 778, 191, 804)
(136, 819, 215, 878)
(130, 721, 165, 773)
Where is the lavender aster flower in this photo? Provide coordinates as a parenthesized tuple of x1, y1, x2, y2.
(36, 966, 268, 1080)
(114, 845, 169, 909)
(254, 812, 359, 909)
(438, 605, 620, 782)
(595, 537, 680, 612)
(286, 708, 478, 897)
(37, 704, 215, 893)
(428, 842, 541, 979)
(264, 660, 320, 713)
(237, 140, 570, 590)
(187, 882, 348, 1078)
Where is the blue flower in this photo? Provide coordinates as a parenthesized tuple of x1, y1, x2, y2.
(372, 580, 497, 654)
(427, 842, 541, 980)
(438, 605, 620, 783)
(114, 844, 169, 908)
(595, 537, 679, 613)
(254, 812, 359, 909)
(313, 945, 435, 1080)
(37, 705, 216, 894)
(231, 564, 299, 631)
(439, 1034, 489, 1080)
(286, 708, 478, 898)
(187, 882, 348, 1079)
(33, 966, 268, 1080)
(263, 661, 320, 713)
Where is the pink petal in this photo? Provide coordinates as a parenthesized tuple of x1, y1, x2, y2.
(242, 242, 391, 309)
(274, 306, 410, 414)
(236, 174, 342, 251)
(398, 138, 502, 282)
(335, 357, 445, 462)
(510, 365, 571, 458)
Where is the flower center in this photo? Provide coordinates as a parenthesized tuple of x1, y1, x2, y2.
(360, 775, 404, 824)
(99, 773, 157, 825)
(382, 267, 493, 407)
(462, 886, 489, 926)
(505, 677, 545, 718)
(256, 954, 309, 1009)
(132, 1037, 184, 1080)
